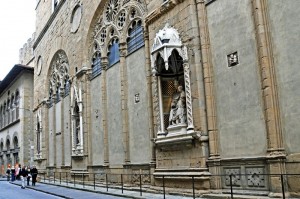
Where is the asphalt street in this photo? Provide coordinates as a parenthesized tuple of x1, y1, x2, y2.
(0, 181, 62, 199)
(0, 181, 126, 199)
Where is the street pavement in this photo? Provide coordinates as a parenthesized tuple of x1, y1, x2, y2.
(2, 176, 295, 199)
(0, 181, 62, 199)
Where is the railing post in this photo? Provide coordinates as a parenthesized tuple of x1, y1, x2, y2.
(82, 173, 84, 188)
(54, 172, 55, 184)
(121, 174, 123, 194)
(106, 174, 108, 191)
(192, 176, 195, 199)
(163, 175, 165, 199)
(140, 174, 142, 196)
(66, 172, 68, 186)
(94, 173, 96, 190)
(44, 173, 45, 182)
(230, 174, 233, 199)
(60, 172, 61, 184)
(74, 173, 75, 187)
(281, 174, 285, 199)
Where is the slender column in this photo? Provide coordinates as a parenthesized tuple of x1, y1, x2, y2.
(78, 83, 84, 153)
(252, 0, 286, 194)
(70, 86, 75, 153)
(119, 43, 130, 164)
(101, 57, 109, 165)
(182, 55, 194, 132)
(157, 76, 166, 136)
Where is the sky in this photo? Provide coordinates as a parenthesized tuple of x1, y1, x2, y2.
(0, 1, 36, 80)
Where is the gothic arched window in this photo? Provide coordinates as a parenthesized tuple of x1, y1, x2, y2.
(7, 99, 10, 124)
(3, 103, 6, 126)
(13, 137, 18, 149)
(74, 101, 80, 145)
(108, 38, 120, 68)
(0, 106, 2, 128)
(37, 121, 41, 154)
(127, 20, 144, 54)
(15, 91, 20, 119)
(91, 51, 102, 77)
(11, 95, 15, 121)
(6, 139, 10, 151)
(48, 50, 70, 106)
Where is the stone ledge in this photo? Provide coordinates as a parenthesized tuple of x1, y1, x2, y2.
(154, 131, 201, 149)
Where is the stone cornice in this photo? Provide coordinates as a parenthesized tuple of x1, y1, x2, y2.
(33, 0, 66, 50)
(145, 0, 183, 26)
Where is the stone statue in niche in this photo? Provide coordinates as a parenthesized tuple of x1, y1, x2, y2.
(169, 84, 186, 126)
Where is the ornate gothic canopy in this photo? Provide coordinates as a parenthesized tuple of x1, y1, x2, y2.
(151, 24, 188, 75)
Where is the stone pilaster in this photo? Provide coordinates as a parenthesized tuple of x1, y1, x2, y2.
(252, 0, 286, 195)
(197, 0, 221, 188)
(101, 57, 109, 165)
(144, 29, 156, 165)
(119, 42, 130, 164)
(197, 0, 219, 160)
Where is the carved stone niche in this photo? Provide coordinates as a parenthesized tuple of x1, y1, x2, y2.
(151, 24, 197, 146)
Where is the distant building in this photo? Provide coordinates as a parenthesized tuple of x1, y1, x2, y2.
(27, 0, 300, 197)
(0, 65, 34, 175)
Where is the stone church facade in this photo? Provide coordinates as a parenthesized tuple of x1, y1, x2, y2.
(30, 0, 300, 196)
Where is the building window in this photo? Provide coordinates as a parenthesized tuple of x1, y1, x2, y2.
(53, 0, 59, 11)
(0, 106, 2, 128)
(37, 121, 41, 154)
(13, 137, 18, 149)
(127, 20, 144, 54)
(11, 95, 15, 122)
(91, 52, 102, 78)
(15, 91, 20, 119)
(7, 100, 10, 124)
(108, 38, 120, 68)
(74, 102, 80, 146)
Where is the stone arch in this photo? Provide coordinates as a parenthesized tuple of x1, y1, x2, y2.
(47, 50, 70, 103)
(5, 135, 11, 150)
(0, 139, 4, 151)
(85, 0, 147, 66)
(12, 133, 18, 149)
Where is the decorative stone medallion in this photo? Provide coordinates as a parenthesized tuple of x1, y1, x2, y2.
(71, 5, 82, 33)
(37, 56, 42, 76)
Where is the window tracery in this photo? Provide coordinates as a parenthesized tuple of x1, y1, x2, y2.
(71, 84, 84, 156)
(127, 20, 144, 54)
(92, 51, 102, 77)
(92, 0, 146, 70)
(48, 51, 70, 106)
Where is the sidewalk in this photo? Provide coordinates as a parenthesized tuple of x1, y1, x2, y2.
(10, 180, 196, 199)
(9, 179, 293, 199)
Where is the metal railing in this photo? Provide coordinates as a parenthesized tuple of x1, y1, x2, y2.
(38, 172, 300, 199)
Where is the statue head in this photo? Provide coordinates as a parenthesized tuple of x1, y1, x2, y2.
(177, 85, 183, 92)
